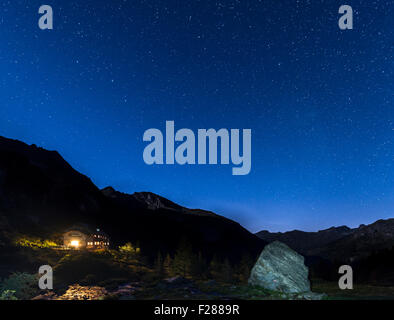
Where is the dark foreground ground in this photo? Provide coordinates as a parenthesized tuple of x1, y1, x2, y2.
(28, 279, 394, 300)
(1, 239, 394, 301)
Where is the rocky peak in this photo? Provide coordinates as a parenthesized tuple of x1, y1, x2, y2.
(101, 186, 116, 198)
(132, 192, 180, 211)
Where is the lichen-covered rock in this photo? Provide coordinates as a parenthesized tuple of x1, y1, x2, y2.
(248, 241, 311, 293)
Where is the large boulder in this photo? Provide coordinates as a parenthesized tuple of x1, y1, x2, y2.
(248, 241, 311, 293)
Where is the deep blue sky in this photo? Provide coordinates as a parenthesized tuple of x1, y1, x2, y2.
(0, 1, 393, 232)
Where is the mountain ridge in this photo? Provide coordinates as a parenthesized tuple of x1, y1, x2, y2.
(0, 135, 265, 262)
(256, 218, 394, 262)
(1, 134, 394, 284)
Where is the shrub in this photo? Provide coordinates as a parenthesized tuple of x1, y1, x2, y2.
(110, 243, 142, 265)
(118, 243, 140, 256)
(14, 237, 58, 249)
(0, 290, 18, 300)
(0, 272, 39, 300)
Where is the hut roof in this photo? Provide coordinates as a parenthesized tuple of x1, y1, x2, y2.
(65, 224, 109, 237)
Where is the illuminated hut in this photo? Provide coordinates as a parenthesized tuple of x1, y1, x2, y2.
(63, 225, 110, 250)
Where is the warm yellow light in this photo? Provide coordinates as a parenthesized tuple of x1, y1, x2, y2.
(70, 240, 80, 247)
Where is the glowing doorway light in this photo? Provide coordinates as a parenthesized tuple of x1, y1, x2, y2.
(70, 240, 80, 248)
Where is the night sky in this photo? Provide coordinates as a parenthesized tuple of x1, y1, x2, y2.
(0, 1, 393, 232)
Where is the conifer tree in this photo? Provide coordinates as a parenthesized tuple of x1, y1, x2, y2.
(221, 259, 233, 283)
(191, 251, 208, 279)
(209, 255, 222, 280)
(154, 251, 164, 276)
(172, 238, 194, 277)
(238, 253, 254, 284)
(163, 253, 172, 276)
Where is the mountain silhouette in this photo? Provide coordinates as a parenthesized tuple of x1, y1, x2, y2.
(256, 220, 394, 284)
(1, 134, 393, 284)
(0, 135, 265, 261)
(256, 226, 354, 256)
(256, 220, 394, 262)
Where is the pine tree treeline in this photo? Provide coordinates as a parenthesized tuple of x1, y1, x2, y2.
(154, 239, 256, 284)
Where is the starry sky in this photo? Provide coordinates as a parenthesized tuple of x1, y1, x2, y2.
(0, 0, 393, 232)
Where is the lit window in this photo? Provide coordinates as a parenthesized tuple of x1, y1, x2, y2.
(70, 240, 80, 247)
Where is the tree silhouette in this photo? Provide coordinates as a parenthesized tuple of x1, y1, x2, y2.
(172, 238, 194, 277)
(154, 251, 164, 276)
(163, 253, 173, 276)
